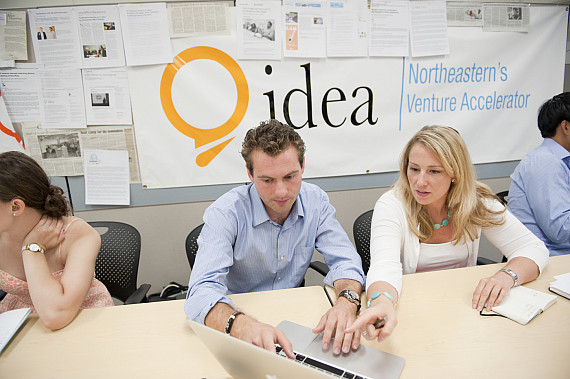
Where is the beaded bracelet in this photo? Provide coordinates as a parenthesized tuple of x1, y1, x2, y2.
(367, 291, 394, 308)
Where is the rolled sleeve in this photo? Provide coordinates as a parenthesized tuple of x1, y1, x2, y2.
(184, 207, 237, 323)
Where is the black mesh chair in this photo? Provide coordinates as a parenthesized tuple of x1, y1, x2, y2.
(185, 223, 204, 268)
(476, 190, 510, 265)
(88, 221, 151, 304)
(185, 223, 329, 282)
(496, 190, 509, 206)
(353, 210, 373, 275)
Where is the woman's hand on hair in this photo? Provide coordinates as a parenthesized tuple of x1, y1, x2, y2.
(472, 273, 513, 312)
(23, 215, 65, 251)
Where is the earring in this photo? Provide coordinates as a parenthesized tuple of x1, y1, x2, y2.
(13, 213, 16, 216)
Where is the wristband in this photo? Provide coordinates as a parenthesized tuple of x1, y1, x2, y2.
(367, 291, 394, 308)
(225, 311, 243, 335)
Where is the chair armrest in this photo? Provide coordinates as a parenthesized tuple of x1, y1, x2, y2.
(476, 257, 497, 266)
(124, 283, 151, 305)
(309, 261, 329, 277)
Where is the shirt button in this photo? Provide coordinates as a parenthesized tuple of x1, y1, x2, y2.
(278, 277, 281, 280)
(280, 256, 284, 260)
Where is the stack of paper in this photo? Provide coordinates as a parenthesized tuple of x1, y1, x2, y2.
(550, 272, 570, 300)
(0, 308, 31, 354)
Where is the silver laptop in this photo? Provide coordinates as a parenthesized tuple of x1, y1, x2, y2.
(188, 319, 405, 379)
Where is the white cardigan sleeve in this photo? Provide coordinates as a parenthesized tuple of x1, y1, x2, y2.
(482, 198, 549, 273)
(366, 190, 409, 296)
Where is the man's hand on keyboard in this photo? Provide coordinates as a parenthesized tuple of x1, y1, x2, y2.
(233, 314, 295, 359)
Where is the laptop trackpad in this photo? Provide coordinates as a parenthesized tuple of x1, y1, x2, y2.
(277, 320, 405, 379)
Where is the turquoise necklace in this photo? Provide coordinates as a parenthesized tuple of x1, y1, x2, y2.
(434, 210, 451, 230)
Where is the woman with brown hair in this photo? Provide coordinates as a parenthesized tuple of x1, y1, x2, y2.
(0, 151, 112, 330)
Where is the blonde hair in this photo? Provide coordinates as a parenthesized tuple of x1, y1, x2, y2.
(394, 125, 504, 244)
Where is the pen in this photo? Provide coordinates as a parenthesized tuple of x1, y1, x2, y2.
(374, 316, 387, 329)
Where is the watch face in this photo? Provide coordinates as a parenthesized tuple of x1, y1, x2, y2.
(341, 290, 360, 303)
(29, 243, 41, 252)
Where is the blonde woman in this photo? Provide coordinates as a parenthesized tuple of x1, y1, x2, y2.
(346, 125, 549, 342)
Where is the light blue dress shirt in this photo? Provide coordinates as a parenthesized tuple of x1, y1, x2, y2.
(184, 182, 365, 323)
(509, 138, 570, 255)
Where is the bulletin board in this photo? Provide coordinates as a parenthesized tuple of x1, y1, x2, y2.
(0, 0, 567, 210)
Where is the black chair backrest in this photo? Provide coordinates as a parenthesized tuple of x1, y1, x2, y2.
(353, 210, 374, 275)
(496, 190, 509, 206)
(88, 221, 142, 303)
(185, 223, 204, 268)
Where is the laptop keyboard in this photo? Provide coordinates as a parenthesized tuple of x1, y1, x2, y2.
(275, 345, 366, 379)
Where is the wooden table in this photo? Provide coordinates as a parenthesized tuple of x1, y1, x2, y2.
(0, 286, 332, 379)
(355, 254, 570, 379)
(1, 256, 569, 378)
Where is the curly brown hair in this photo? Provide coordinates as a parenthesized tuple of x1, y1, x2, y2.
(241, 119, 305, 174)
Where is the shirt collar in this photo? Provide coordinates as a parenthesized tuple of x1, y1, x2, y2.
(249, 182, 305, 228)
(543, 138, 570, 160)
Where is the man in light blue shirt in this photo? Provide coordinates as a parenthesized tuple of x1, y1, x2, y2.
(509, 92, 570, 256)
(185, 120, 366, 358)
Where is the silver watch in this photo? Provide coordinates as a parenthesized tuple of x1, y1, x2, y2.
(499, 268, 518, 287)
(338, 290, 361, 311)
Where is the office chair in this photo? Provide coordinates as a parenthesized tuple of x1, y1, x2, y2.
(496, 190, 509, 206)
(476, 190, 510, 265)
(185, 223, 204, 268)
(88, 221, 151, 305)
(184, 223, 329, 283)
(353, 210, 373, 275)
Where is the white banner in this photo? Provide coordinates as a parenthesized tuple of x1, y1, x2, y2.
(129, 6, 567, 189)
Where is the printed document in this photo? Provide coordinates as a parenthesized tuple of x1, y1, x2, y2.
(82, 68, 133, 125)
(446, 2, 484, 27)
(77, 5, 126, 68)
(236, 0, 282, 60)
(326, 0, 368, 57)
(0, 64, 43, 123)
(28, 7, 82, 69)
(39, 69, 86, 129)
(410, 0, 449, 57)
(118, 3, 173, 66)
(167, 1, 232, 38)
(283, 0, 326, 58)
(22, 122, 140, 182)
(483, 3, 530, 32)
(369, 0, 410, 57)
(0, 10, 28, 61)
(84, 149, 130, 205)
